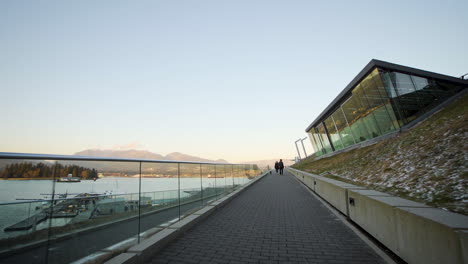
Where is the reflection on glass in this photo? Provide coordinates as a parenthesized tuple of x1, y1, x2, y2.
(201, 164, 217, 204)
(333, 108, 355, 148)
(226, 165, 234, 192)
(389, 71, 422, 123)
(140, 162, 180, 231)
(317, 123, 333, 153)
(342, 95, 371, 143)
(314, 129, 326, 155)
(47, 160, 141, 263)
(369, 69, 399, 133)
(179, 163, 203, 217)
(324, 116, 343, 151)
(307, 134, 318, 154)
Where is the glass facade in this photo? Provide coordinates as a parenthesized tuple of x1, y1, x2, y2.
(308, 66, 466, 157)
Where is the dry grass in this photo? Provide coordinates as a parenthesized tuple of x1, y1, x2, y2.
(294, 93, 468, 215)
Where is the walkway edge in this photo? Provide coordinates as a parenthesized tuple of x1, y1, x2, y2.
(99, 172, 270, 264)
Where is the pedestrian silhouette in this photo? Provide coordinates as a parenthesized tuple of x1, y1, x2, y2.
(279, 159, 284, 175)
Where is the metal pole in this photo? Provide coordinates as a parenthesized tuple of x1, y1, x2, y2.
(138, 162, 142, 243)
(214, 165, 217, 199)
(300, 137, 308, 158)
(45, 162, 58, 263)
(200, 164, 203, 205)
(178, 163, 180, 221)
(231, 165, 234, 191)
(294, 139, 302, 160)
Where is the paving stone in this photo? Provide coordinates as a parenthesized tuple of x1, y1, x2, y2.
(148, 171, 385, 263)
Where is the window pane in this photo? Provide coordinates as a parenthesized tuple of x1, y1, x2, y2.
(311, 130, 325, 156)
(392, 72, 417, 96)
(360, 70, 399, 135)
(341, 95, 370, 142)
(332, 108, 355, 148)
(324, 116, 343, 150)
(412, 75, 463, 112)
(316, 123, 333, 153)
(308, 132, 320, 155)
(353, 84, 382, 138)
(380, 71, 405, 127)
(371, 69, 400, 131)
(389, 72, 423, 124)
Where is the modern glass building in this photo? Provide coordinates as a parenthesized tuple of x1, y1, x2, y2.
(306, 59, 468, 157)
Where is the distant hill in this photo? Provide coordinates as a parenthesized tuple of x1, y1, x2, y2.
(74, 149, 228, 163)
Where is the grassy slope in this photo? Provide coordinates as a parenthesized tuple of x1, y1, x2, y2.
(293, 93, 468, 215)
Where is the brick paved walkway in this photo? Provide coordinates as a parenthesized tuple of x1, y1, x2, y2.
(149, 171, 385, 263)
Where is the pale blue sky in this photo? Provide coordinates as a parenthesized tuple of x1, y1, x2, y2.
(1, 0, 467, 162)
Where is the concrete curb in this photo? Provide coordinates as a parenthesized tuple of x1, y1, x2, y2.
(73, 172, 269, 264)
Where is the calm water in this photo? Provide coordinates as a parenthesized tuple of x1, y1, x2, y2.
(0, 177, 245, 239)
(0, 177, 242, 202)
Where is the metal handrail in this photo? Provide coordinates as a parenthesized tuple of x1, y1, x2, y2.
(0, 152, 255, 166)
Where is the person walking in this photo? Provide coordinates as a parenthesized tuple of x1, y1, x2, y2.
(279, 159, 284, 175)
(274, 161, 279, 173)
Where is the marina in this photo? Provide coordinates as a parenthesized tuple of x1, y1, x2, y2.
(0, 177, 238, 240)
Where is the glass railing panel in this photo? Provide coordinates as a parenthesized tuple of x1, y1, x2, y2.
(242, 165, 250, 184)
(232, 165, 239, 191)
(0, 200, 51, 263)
(0, 158, 56, 263)
(140, 162, 179, 230)
(214, 164, 227, 198)
(237, 165, 245, 187)
(226, 165, 234, 193)
(201, 164, 216, 205)
(237, 165, 243, 186)
(179, 163, 203, 217)
(0, 154, 261, 263)
(45, 160, 140, 264)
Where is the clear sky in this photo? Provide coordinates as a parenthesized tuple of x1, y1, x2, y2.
(1, 0, 467, 162)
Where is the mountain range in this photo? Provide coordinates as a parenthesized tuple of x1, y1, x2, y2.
(74, 149, 229, 164)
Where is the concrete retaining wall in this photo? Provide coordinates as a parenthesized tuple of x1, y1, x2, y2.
(288, 167, 468, 264)
(314, 177, 349, 215)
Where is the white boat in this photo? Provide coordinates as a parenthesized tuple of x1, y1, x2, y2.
(57, 174, 81, 182)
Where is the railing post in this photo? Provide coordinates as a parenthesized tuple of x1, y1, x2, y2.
(178, 163, 180, 221)
(45, 161, 58, 263)
(200, 164, 203, 205)
(138, 161, 142, 243)
(214, 165, 217, 199)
